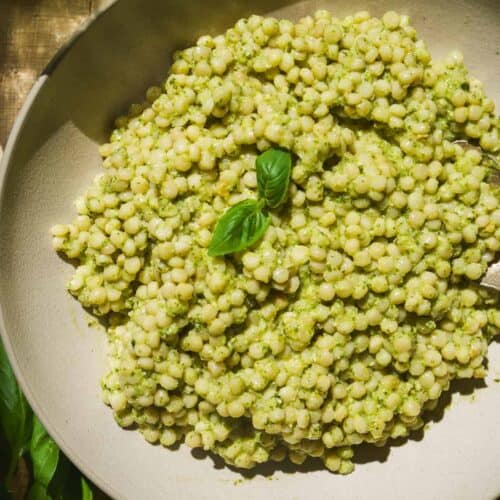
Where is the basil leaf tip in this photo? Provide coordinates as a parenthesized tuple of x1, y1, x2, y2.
(256, 148, 292, 208)
(30, 416, 59, 489)
(81, 477, 94, 500)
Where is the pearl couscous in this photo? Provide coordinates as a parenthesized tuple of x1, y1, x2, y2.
(52, 10, 500, 473)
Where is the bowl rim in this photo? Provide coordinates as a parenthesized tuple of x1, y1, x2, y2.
(0, 2, 123, 498)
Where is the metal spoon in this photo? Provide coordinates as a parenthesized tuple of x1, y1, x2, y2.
(452, 140, 500, 291)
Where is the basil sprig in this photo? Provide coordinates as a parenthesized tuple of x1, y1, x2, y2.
(208, 148, 292, 257)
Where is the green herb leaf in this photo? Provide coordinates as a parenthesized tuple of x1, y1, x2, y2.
(208, 199, 270, 257)
(81, 478, 93, 500)
(256, 148, 292, 208)
(0, 339, 33, 483)
(27, 482, 51, 500)
(30, 417, 59, 488)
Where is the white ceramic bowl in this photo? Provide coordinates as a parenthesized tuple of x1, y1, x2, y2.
(1, 1, 499, 499)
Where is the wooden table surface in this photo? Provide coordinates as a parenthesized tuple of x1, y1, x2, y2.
(0, 0, 110, 146)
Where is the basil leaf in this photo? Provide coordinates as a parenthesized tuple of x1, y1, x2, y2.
(208, 199, 270, 256)
(30, 417, 59, 488)
(256, 148, 292, 208)
(27, 482, 51, 500)
(81, 478, 93, 500)
(0, 339, 33, 482)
